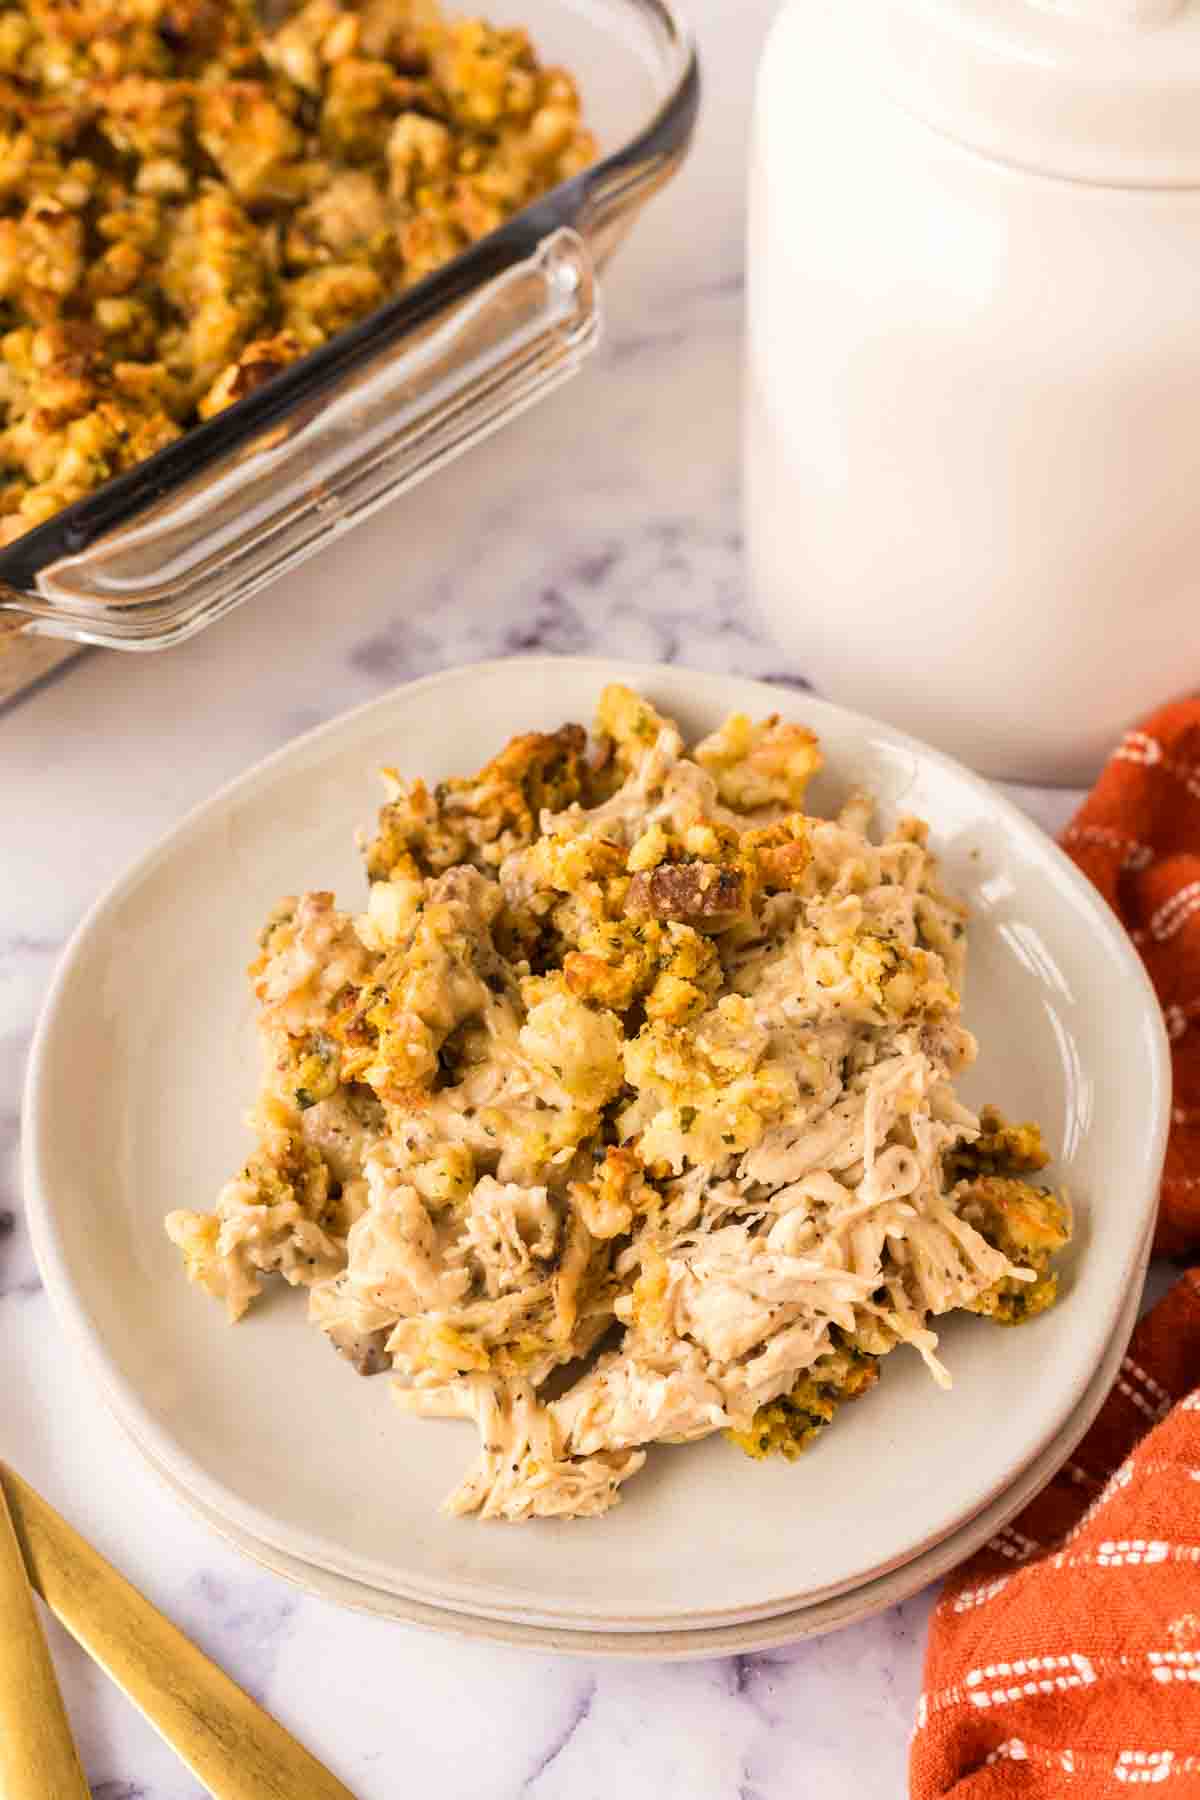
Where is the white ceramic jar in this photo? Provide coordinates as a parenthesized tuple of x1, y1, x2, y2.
(745, 0, 1200, 784)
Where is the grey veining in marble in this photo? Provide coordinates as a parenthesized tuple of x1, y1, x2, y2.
(0, 2, 1094, 1794)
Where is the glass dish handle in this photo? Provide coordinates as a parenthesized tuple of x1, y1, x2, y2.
(5, 229, 599, 648)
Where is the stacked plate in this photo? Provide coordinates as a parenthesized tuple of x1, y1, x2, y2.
(23, 660, 1170, 1658)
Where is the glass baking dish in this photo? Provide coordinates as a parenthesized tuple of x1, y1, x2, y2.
(0, 0, 697, 683)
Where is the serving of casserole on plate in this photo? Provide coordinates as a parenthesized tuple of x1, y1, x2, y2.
(164, 682, 1072, 1525)
(23, 660, 1168, 1630)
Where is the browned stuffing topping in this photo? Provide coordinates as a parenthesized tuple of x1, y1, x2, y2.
(945, 1104, 1051, 1181)
(366, 722, 592, 879)
(0, 0, 594, 541)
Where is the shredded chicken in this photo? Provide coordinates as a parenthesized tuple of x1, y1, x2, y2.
(166, 686, 1072, 1520)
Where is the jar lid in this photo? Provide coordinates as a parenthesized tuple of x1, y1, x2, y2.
(860, 0, 1200, 185)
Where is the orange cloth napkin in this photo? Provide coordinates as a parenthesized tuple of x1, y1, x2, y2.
(910, 703, 1200, 1797)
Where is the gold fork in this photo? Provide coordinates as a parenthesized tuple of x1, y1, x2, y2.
(0, 1462, 358, 1800)
(0, 1471, 89, 1798)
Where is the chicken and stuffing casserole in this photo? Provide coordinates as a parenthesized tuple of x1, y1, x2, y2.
(166, 687, 1072, 1521)
(0, 0, 594, 542)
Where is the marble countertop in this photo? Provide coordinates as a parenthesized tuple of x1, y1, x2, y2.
(0, 4, 1088, 1794)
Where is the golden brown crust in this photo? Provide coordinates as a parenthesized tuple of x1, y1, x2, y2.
(945, 1104, 1051, 1181)
(365, 723, 590, 879)
(726, 1343, 880, 1461)
(0, 0, 595, 537)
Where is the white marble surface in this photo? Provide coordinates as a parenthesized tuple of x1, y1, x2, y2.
(0, 4, 1094, 1795)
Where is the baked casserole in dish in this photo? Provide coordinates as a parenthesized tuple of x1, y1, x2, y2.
(0, 0, 697, 689)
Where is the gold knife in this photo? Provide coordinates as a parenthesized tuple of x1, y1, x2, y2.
(0, 1464, 359, 1800)
(0, 1473, 90, 1800)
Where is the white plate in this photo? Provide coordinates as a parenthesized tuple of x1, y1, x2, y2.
(113, 1224, 1152, 1658)
(23, 658, 1170, 1631)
